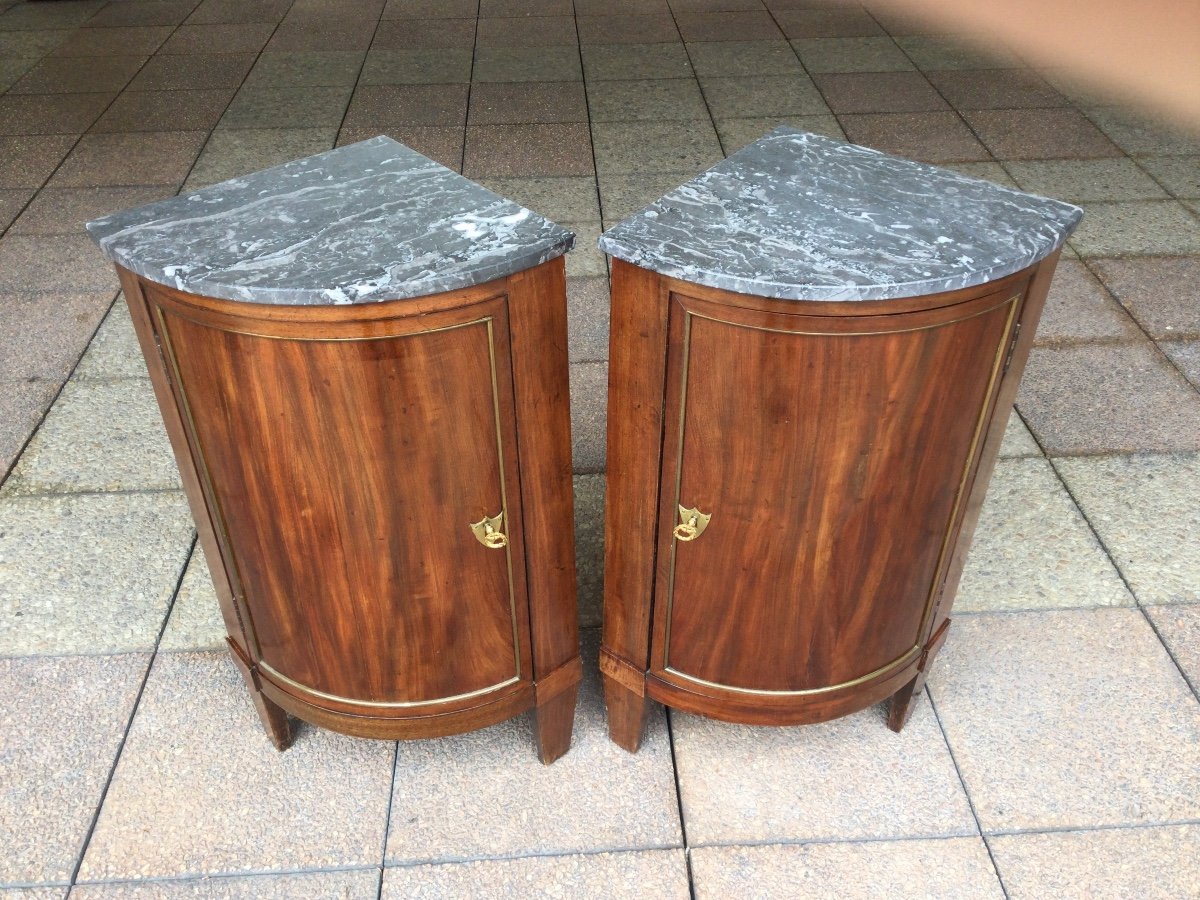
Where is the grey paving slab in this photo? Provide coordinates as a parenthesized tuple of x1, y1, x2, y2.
(472, 45, 582, 82)
(964, 108, 1122, 161)
(1147, 604, 1200, 696)
(686, 40, 804, 77)
(337, 124, 464, 173)
(0, 234, 115, 293)
(1090, 256, 1200, 340)
(360, 48, 470, 86)
(586, 78, 709, 122)
(218, 84, 353, 130)
(838, 111, 990, 163)
(477, 176, 600, 223)
(91, 88, 237, 133)
(791, 36, 914, 73)
(894, 35, 1021, 70)
(998, 411, 1041, 458)
(1055, 453, 1200, 605)
(569, 361, 606, 474)
(0, 888, 67, 899)
(381, 850, 689, 899)
(0, 188, 30, 231)
(475, 14, 576, 47)
(771, 8, 879, 39)
(927, 68, 1067, 110)
(956, 458, 1132, 612)
(469, 80, 588, 124)
(463, 123, 594, 176)
(0, 291, 110, 381)
(184, 128, 337, 189)
(158, 23, 273, 55)
(567, 275, 609, 364)
(929, 608, 1200, 832)
(573, 473, 604, 628)
(576, 13, 679, 44)
(244, 50, 367, 88)
(0, 134, 77, 189)
(383, 0, 477, 17)
(701, 74, 829, 118)
(8, 54, 146, 95)
(74, 299, 149, 380)
(0, 92, 115, 135)
(0, 654, 148, 887)
(1161, 340, 1200, 388)
(563, 220, 604, 277)
(0, 0, 104, 31)
(0, 56, 37, 93)
(158, 545, 226, 652)
(1005, 158, 1168, 202)
(1070, 200, 1200, 257)
(0, 378, 59, 475)
(0, 491, 193, 656)
(1085, 107, 1200, 157)
(86, 0, 199, 28)
(990, 825, 1200, 900)
(813, 71, 947, 115)
(48, 131, 207, 188)
(598, 171, 694, 224)
(384, 634, 681, 865)
(72, 871, 381, 899)
(591, 119, 723, 175)
(1138, 155, 1200, 198)
(11, 186, 171, 235)
(714, 114, 844, 155)
(1032, 258, 1140, 345)
(1017, 342, 1200, 455)
(673, 698, 975, 845)
(4, 378, 180, 495)
(579, 43, 693, 81)
(49, 26, 173, 58)
(78, 651, 395, 881)
(690, 838, 1004, 900)
(126, 53, 255, 91)
(0, 30, 73, 60)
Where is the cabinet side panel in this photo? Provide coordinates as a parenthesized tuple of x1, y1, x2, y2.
(659, 291, 1017, 692)
(602, 260, 672, 671)
(118, 269, 251, 654)
(505, 258, 581, 679)
(156, 299, 523, 707)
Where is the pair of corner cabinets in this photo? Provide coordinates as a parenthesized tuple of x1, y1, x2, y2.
(118, 247, 1058, 762)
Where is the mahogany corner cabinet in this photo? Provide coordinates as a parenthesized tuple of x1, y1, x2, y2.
(86, 137, 582, 763)
(596, 127, 1082, 751)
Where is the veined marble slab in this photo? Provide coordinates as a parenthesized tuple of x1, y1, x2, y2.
(598, 126, 1082, 302)
(86, 136, 575, 306)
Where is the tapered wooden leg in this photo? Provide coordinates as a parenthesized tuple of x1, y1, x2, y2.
(888, 618, 951, 733)
(227, 642, 292, 750)
(887, 673, 925, 732)
(534, 684, 578, 764)
(604, 676, 649, 753)
(250, 689, 293, 750)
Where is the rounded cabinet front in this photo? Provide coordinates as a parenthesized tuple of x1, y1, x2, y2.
(646, 277, 1027, 724)
(142, 281, 535, 734)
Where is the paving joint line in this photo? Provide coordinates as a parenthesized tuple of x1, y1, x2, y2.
(63, 531, 197, 896)
(329, 0, 388, 153)
(925, 688, 1012, 899)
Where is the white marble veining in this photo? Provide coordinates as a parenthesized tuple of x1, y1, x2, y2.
(598, 127, 1082, 302)
(86, 136, 575, 306)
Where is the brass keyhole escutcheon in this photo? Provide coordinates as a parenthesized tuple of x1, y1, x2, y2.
(470, 512, 508, 549)
(674, 505, 711, 542)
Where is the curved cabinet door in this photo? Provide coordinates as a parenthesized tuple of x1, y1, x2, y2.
(150, 290, 532, 716)
(650, 285, 1023, 704)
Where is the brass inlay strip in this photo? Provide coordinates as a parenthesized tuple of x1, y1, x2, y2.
(664, 644, 921, 697)
(154, 308, 524, 693)
(258, 660, 521, 708)
(659, 293, 1022, 687)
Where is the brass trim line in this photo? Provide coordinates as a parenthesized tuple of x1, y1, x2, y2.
(258, 660, 521, 709)
(663, 643, 922, 696)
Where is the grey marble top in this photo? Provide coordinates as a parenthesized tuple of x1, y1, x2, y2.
(85, 136, 574, 306)
(598, 127, 1082, 302)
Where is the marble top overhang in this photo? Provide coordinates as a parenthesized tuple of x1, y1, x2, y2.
(85, 136, 575, 306)
(597, 127, 1082, 302)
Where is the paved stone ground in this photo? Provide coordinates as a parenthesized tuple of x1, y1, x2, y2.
(1, 0, 1198, 896)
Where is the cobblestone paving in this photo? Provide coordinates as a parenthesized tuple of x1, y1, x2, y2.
(1, 0, 1198, 896)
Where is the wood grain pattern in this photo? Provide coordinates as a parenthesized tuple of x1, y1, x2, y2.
(120, 260, 579, 759)
(601, 260, 1054, 749)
